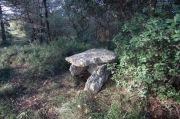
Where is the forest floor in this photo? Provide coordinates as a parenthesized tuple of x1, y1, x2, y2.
(1, 59, 116, 119)
(0, 45, 179, 119)
(1, 56, 179, 119)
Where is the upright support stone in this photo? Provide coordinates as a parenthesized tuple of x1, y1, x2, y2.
(69, 64, 86, 76)
(84, 64, 110, 93)
(87, 64, 98, 74)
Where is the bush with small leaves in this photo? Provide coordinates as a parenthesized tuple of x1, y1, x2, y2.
(109, 12, 180, 100)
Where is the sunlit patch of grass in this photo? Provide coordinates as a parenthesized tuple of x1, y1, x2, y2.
(16, 110, 48, 119)
(0, 84, 17, 96)
(66, 79, 146, 119)
(105, 103, 123, 119)
(53, 94, 68, 105)
(103, 87, 146, 118)
(54, 98, 83, 119)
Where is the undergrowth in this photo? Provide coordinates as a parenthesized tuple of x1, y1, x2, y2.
(0, 38, 92, 80)
(108, 7, 180, 119)
(0, 38, 93, 118)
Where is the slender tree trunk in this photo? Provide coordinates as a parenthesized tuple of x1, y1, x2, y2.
(27, 13, 37, 42)
(38, 0, 43, 44)
(39, 18, 44, 44)
(0, 4, 6, 44)
(25, 3, 37, 42)
(150, 0, 157, 17)
(43, 0, 51, 43)
(120, 7, 127, 21)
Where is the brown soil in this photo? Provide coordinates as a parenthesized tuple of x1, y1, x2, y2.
(144, 97, 180, 119)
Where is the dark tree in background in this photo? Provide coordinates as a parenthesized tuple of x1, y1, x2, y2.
(42, 0, 51, 43)
(0, 3, 7, 44)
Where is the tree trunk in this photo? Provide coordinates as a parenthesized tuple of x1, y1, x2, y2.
(0, 4, 7, 44)
(25, 2, 37, 43)
(43, 0, 51, 43)
(150, 0, 157, 17)
(38, 0, 44, 44)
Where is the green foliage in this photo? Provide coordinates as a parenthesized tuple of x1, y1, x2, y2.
(105, 103, 122, 119)
(10, 21, 18, 30)
(150, 82, 180, 102)
(26, 38, 92, 78)
(10, 21, 24, 32)
(49, 9, 76, 40)
(0, 67, 11, 82)
(0, 37, 92, 80)
(0, 99, 16, 119)
(55, 38, 92, 57)
(0, 48, 12, 82)
(105, 102, 145, 119)
(110, 12, 180, 100)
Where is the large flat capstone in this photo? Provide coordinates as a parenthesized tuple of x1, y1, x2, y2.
(65, 49, 117, 67)
(65, 49, 117, 93)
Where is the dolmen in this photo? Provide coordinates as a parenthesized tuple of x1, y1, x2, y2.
(65, 49, 117, 93)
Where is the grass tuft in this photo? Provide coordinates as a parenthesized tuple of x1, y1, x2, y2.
(0, 84, 17, 96)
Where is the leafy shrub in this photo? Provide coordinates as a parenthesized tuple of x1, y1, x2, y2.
(110, 13, 180, 99)
(55, 38, 92, 57)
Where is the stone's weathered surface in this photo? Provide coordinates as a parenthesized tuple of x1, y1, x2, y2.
(69, 64, 86, 76)
(65, 49, 117, 93)
(84, 64, 110, 93)
(87, 64, 98, 74)
(65, 49, 117, 67)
